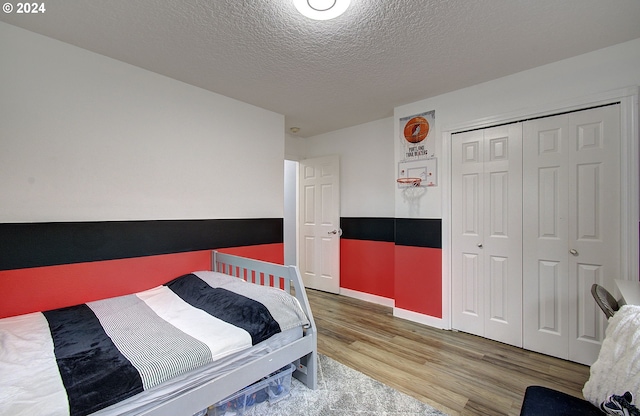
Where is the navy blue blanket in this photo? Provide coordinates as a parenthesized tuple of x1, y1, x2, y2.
(165, 273, 281, 345)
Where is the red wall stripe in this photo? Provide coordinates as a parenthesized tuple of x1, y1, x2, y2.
(393, 245, 442, 317)
(0, 244, 282, 319)
(0, 250, 210, 319)
(340, 239, 395, 299)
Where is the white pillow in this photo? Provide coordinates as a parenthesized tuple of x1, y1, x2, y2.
(583, 305, 640, 407)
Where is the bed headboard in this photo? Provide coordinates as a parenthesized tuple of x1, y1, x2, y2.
(212, 251, 315, 326)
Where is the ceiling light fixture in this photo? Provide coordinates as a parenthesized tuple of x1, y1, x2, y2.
(293, 0, 351, 20)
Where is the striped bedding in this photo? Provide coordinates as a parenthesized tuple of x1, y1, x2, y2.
(0, 271, 310, 416)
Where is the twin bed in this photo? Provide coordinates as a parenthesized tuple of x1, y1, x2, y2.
(0, 251, 318, 416)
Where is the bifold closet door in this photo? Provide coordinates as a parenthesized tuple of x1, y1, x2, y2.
(522, 105, 620, 365)
(451, 124, 523, 347)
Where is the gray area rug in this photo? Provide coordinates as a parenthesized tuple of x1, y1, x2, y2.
(239, 354, 447, 415)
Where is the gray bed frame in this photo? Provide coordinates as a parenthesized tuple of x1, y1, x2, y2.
(137, 251, 318, 416)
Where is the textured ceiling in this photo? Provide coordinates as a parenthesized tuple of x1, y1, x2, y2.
(2, 0, 640, 137)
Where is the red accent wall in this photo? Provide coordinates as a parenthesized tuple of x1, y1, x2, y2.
(340, 239, 395, 299)
(0, 243, 283, 319)
(339, 239, 442, 318)
(393, 245, 442, 317)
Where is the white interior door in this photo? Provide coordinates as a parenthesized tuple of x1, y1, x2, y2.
(451, 124, 523, 347)
(523, 105, 621, 365)
(298, 155, 341, 293)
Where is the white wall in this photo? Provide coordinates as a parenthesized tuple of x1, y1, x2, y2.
(394, 37, 640, 218)
(300, 117, 395, 217)
(285, 133, 305, 161)
(297, 38, 640, 221)
(0, 22, 285, 222)
(400, 37, 640, 132)
(283, 160, 297, 265)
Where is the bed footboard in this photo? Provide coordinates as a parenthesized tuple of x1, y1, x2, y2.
(212, 251, 318, 390)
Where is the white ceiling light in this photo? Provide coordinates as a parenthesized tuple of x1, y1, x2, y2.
(293, 0, 351, 20)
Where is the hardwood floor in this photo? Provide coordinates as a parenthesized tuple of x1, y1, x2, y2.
(306, 288, 591, 416)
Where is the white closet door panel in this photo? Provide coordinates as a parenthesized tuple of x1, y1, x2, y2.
(524, 104, 620, 365)
(452, 125, 522, 346)
(488, 255, 508, 320)
(523, 116, 570, 359)
(538, 167, 561, 238)
(462, 174, 481, 235)
(575, 263, 602, 338)
(452, 131, 485, 336)
(538, 259, 563, 333)
(461, 252, 481, 315)
(483, 125, 522, 347)
(489, 171, 508, 236)
(575, 163, 600, 239)
(568, 105, 620, 365)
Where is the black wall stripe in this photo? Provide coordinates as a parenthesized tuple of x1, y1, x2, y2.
(340, 217, 395, 242)
(341, 217, 442, 249)
(395, 218, 442, 249)
(1, 217, 441, 271)
(0, 218, 283, 271)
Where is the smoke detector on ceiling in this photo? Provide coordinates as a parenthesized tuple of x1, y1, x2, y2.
(293, 0, 351, 20)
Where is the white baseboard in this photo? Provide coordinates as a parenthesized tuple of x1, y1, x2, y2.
(393, 307, 447, 329)
(338, 288, 395, 308)
(337, 289, 447, 330)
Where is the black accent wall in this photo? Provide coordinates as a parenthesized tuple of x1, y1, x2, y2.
(0, 219, 283, 271)
(340, 217, 442, 248)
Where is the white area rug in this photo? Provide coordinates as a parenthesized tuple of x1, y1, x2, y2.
(240, 354, 447, 415)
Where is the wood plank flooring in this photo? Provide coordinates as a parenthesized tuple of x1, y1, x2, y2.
(306, 289, 591, 416)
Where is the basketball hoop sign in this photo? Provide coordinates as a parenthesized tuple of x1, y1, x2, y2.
(397, 110, 437, 189)
(399, 110, 434, 161)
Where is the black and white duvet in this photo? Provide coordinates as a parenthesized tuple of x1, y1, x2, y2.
(0, 271, 310, 416)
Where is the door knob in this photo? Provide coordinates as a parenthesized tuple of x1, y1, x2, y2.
(570, 249, 578, 256)
(328, 229, 343, 236)
(477, 243, 483, 248)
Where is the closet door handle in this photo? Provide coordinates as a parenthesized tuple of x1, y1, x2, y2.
(477, 243, 483, 248)
(570, 249, 578, 256)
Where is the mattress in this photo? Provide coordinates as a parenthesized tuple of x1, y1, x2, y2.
(0, 271, 309, 416)
(91, 326, 303, 415)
